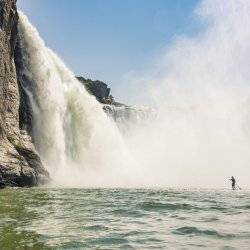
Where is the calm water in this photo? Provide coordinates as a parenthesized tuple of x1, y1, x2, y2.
(0, 188, 249, 249)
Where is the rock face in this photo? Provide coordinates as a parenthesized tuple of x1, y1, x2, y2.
(0, 0, 49, 187)
(76, 75, 155, 131)
(77, 76, 114, 104)
(77, 76, 128, 108)
(14, 34, 34, 136)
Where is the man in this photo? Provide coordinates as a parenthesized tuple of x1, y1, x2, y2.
(230, 176, 236, 190)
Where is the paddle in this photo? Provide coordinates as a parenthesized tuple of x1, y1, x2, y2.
(228, 178, 241, 190)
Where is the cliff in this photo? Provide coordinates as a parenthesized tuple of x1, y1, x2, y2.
(77, 76, 114, 104)
(77, 76, 126, 107)
(0, 0, 49, 187)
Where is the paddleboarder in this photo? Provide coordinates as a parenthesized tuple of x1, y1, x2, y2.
(229, 176, 236, 190)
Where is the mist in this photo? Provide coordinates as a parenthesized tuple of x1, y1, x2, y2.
(121, 0, 250, 188)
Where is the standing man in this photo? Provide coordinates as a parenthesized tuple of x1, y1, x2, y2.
(229, 176, 236, 190)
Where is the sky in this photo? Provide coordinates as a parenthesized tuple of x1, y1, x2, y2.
(17, 0, 201, 102)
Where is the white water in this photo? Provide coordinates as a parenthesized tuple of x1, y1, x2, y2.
(18, 0, 250, 189)
(17, 13, 143, 188)
(104, 105, 156, 135)
(121, 0, 250, 188)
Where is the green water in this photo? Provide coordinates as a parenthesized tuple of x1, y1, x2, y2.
(0, 188, 249, 249)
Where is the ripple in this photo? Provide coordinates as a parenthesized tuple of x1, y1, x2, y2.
(139, 202, 198, 211)
(87, 236, 129, 245)
(84, 225, 109, 231)
(199, 217, 219, 222)
(1, 188, 250, 249)
(112, 208, 145, 218)
(173, 226, 235, 239)
(234, 205, 250, 209)
(209, 206, 230, 212)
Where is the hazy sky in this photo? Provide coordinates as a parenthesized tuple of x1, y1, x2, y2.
(17, 0, 200, 101)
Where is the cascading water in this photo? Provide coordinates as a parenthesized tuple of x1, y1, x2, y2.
(17, 0, 250, 189)
(17, 12, 141, 187)
(104, 105, 156, 134)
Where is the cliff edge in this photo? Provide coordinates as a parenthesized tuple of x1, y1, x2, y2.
(0, 0, 49, 187)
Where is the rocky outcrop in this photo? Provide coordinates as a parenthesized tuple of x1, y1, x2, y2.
(76, 75, 155, 131)
(77, 76, 128, 108)
(77, 76, 115, 104)
(0, 0, 49, 187)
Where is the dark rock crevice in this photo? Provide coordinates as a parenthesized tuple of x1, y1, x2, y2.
(14, 34, 34, 135)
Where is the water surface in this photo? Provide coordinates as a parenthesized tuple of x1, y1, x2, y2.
(0, 188, 249, 249)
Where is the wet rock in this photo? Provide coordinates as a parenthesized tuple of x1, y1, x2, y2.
(0, 0, 49, 187)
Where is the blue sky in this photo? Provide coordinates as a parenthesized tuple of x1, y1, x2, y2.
(17, 0, 200, 100)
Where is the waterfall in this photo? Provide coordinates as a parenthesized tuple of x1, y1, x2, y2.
(17, 13, 138, 187)
(17, 0, 250, 189)
(104, 105, 156, 134)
